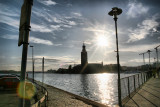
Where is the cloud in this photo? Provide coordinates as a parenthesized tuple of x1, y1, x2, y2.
(0, 34, 53, 46)
(126, 1, 149, 18)
(30, 37, 53, 45)
(31, 23, 52, 32)
(120, 43, 160, 52)
(0, 3, 19, 17)
(38, 0, 57, 6)
(50, 25, 63, 31)
(68, 21, 77, 26)
(71, 12, 82, 17)
(127, 15, 159, 42)
(33, 55, 75, 64)
(31, 23, 64, 33)
(0, 35, 18, 40)
(0, 15, 19, 28)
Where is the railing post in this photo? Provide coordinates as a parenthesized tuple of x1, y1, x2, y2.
(144, 73, 145, 83)
(138, 74, 140, 88)
(134, 75, 136, 91)
(141, 73, 143, 85)
(128, 77, 130, 98)
(45, 95, 47, 107)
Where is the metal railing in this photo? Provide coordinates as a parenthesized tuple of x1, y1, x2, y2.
(27, 78, 48, 107)
(120, 71, 152, 101)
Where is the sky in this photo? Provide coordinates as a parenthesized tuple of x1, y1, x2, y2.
(0, 0, 160, 71)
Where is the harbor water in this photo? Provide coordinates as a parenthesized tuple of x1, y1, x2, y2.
(28, 73, 136, 106)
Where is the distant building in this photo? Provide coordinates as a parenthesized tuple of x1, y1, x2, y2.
(57, 43, 120, 74)
(81, 43, 88, 67)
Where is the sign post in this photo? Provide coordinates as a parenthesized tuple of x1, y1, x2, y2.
(18, 0, 33, 107)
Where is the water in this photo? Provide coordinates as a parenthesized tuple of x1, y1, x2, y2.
(28, 73, 135, 106)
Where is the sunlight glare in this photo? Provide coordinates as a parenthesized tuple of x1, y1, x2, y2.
(95, 73, 116, 106)
(96, 36, 108, 47)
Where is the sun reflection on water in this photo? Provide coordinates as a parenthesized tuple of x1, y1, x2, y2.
(95, 73, 117, 106)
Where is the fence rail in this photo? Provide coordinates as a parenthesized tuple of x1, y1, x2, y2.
(27, 78, 48, 107)
(120, 71, 152, 102)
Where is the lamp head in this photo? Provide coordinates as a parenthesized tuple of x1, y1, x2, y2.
(108, 7, 122, 16)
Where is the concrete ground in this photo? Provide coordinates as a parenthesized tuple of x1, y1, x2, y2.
(0, 86, 44, 107)
(0, 90, 19, 107)
(40, 82, 108, 107)
(0, 81, 107, 107)
(123, 78, 160, 107)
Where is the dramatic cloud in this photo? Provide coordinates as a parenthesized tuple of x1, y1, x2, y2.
(0, 35, 18, 40)
(126, 1, 149, 18)
(37, 0, 57, 6)
(0, 34, 53, 46)
(0, 15, 19, 28)
(31, 23, 52, 32)
(127, 15, 159, 42)
(0, 0, 160, 70)
(30, 37, 53, 45)
(0, 3, 19, 17)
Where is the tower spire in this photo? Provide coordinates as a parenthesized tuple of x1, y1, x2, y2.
(81, 42, 88, 67)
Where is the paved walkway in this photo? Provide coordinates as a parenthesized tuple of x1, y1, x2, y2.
(40, 82, 107, 107)
(0, 90, 19, 107)
(123, 78, 160, 107)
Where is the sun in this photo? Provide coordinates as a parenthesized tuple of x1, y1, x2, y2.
(96, 36, 108, 47)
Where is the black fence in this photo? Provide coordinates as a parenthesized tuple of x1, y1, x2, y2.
(120, 71, 152, 101)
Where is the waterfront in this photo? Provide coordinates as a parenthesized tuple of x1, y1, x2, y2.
(28, 73, 136, 106)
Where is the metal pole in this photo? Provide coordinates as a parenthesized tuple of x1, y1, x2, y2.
(143, 53, 145, 65)
(128, 77, 130, 98)
(108, 7, 122, 107)
(19, 0, 33, 107)
(149, 52, 150, 65)
(147, 50, 152, 68)
(155, 47, 159, 68)
(33, 58, 34, 82)
(133, 75, 136, 91)
(42, 57, 44, 87)
(139, 53, 146, 71)
(138, 74, 140, 88)
(114, 16, 122, 107)
(30, 46, 34, 82)
(141, 73, 143, 85)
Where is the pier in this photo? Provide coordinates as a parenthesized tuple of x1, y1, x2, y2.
(122, 77, 160, 107)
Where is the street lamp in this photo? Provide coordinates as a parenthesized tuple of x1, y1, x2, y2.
(108, 7, 122, 107)
(30, 45, 34, 82)
(154, 45, 160, 68)
(139, 52, 146, 65)
(147, 50, 152, 66)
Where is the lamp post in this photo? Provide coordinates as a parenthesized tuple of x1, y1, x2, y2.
(108, 7, 122, 107)
(18, 0, 33, 106)
(42, 57, 44, 87)
(147, 50, 152, 67)
(155, 45, 160, 68)
(30, 45, 34, 82)
(139, 52, 146, 65)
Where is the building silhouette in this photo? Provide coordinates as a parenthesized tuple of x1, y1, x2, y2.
(56, 43, 121, 74)
(81, 43, 88, 68)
